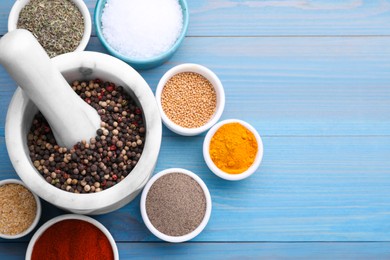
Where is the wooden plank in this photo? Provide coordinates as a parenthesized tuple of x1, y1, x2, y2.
(117, 242, 390, 259)
(1, 136, 390, 242)
(2, 242, 390, 259)
(1, 36, 390, 136)
(2, 0, 390, 36)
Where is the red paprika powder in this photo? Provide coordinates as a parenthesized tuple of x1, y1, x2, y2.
(31, 219, 114, 260)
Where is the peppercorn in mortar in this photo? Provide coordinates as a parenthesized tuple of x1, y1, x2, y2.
(27, 79, 145, 193)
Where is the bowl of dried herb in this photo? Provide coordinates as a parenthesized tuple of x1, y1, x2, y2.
(8, 0, 92, 58)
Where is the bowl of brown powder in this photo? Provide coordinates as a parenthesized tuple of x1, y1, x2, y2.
(0, 179, 41, 239)
(140, 168, 212, 242)
(155, 63, 225, 136)
(8, 0, 91, 58)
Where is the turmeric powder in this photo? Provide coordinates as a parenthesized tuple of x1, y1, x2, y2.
(209, 122, 258, 174)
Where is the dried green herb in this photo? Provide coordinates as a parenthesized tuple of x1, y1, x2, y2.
(17, 0, 84, 58)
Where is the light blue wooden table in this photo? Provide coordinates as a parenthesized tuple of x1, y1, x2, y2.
(1, 0, 390, 259)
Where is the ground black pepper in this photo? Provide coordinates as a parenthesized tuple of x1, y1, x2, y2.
(146, 173, 206, 236)
(27, 79, 145, 193)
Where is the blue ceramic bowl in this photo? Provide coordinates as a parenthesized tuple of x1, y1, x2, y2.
(94, 0, 189, 70)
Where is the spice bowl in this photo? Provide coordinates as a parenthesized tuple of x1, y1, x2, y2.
(140, 168, 212, 243)
(156, 63, 225, 136)
(26, 214, 119, 260)
(5, 51, 162, 215)
(203, 119, 264, 181)
(0, 179, 41, 239)
(94, 0, 189, 70)
(8, 0, 92, 56)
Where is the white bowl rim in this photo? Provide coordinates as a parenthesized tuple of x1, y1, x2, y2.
(25, 214, 119, 260)
(0, 179, 41, 239)
(140, 168, 212, 243)
(8, 0, 92, 53)
(203, 119, 264, 181)
(155, 63, 225, 136)
(5, 51, 162, 214)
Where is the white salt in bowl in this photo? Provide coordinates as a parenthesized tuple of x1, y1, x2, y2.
(203, 119, 264, 181)
(94, 0, 189, 70)
(8, 0, 91, 54)
(26, 214, 119, 260)
(156, 63, 225, 136)
(140, 168, 212, 243)
(0, 179, 41, 239)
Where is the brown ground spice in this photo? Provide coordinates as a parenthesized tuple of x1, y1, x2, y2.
(146, 173, 206, 236)
(161, 72, 217, 128)
(0, 183, 37, 236)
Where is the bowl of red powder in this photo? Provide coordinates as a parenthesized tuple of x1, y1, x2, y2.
(203, 119, 264, 181)
(26, 214, 118, 260)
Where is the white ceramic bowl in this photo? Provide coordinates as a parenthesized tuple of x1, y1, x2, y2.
(203, 119, 264, 181)
(5, 51, 162, 215)
(140, 168, 212, 243)
(25, 214, 119, 260)
(0, 179, 41, 239)
(8, 0, 91, 54)
(156, 64, 225, 136)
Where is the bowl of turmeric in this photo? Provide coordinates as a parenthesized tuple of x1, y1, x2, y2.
(203, 119, 263, 181)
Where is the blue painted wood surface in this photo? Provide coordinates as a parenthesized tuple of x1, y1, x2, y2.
(1, 0, 390, 259)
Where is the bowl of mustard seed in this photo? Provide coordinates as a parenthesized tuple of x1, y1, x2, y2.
(156, 63, 225, 136)
(8, 0, 91, 57)
(0, 179, 41, 239)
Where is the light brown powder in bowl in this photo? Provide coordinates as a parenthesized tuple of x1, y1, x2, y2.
(0, 183, 37, 236)
(146, 173, 206, 236)
(161, 72, 217, 128)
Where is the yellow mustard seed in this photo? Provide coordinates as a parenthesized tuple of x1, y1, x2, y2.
(161, 72, 217, 128)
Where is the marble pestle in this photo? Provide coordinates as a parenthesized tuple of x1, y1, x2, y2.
(0, 29, 100, 149)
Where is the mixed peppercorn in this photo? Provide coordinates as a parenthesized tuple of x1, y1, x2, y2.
(27, 79, 145, 193)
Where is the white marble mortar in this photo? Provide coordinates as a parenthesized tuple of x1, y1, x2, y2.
(5, 51, 162, 215)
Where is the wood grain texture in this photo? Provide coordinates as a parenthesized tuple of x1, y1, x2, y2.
(1, 36, 389, 136)
(2, 0, 390, 36)
(1, 242, 390, 260)
(1, 135, 390, 242)
(0, 0, 390, 258)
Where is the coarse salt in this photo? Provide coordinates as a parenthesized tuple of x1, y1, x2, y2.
(101, 0, 183, 59)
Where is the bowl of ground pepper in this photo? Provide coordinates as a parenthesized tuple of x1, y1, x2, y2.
(26, 214, 118, 260)
(4, 49, 162, 214)
(140, 168, 212, 243)
(0, 179, 41, 239)
(8, 0, 91, 57)
(156, 63, 225, 136)
(203, 119, 264, 181)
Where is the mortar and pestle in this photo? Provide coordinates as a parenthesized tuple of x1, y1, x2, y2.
(0, 29, 162, 215)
